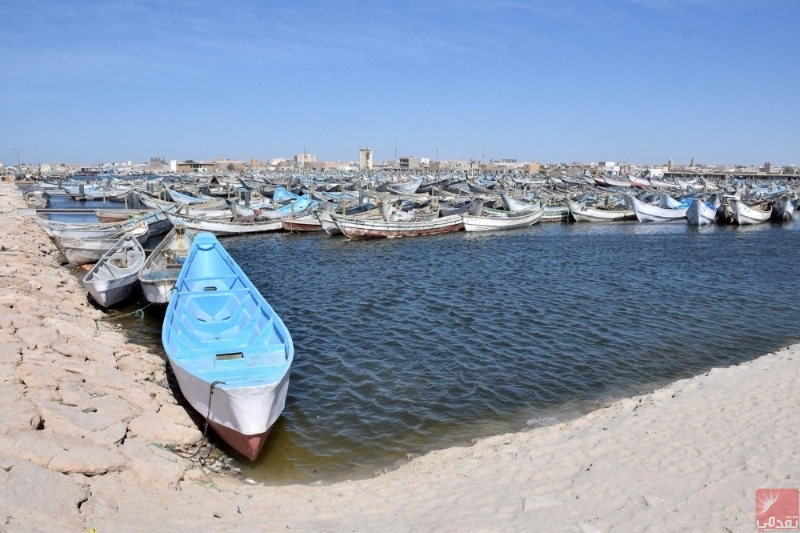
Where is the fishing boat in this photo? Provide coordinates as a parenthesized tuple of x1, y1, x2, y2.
(281, 213, 324, 232)
(82, 233, 146, 307)
(628, 176, 652, 189)
(332, 213, 464, 239)
(628, 195, 688, 222)
(685, 197, 718, 226)
(314, 203, 378, 235)
(95, 209, 154, 223)
(566, 200, 635, 222)
(138, 222, 195, 304)
(161, 233, 294, 460)
(165, 212, 283, 236)
(462, 205, 543, 232)
(57, 220, 149, 266)
(36, 209, 172, 240)
(541, 204, 570, 222)
(771, 196, 796, 222)
(731, 199, 771, 225)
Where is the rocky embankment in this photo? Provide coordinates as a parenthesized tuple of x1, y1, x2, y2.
(0, 183, 217, 531)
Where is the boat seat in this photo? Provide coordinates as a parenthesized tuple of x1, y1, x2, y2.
(179, 275, 244, 293)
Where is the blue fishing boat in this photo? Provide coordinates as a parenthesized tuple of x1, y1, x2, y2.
(161, 233, 294, 460)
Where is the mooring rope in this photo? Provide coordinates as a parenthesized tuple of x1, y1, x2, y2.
(192, 380, 226, 459)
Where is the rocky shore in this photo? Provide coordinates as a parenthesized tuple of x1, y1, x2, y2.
(1, 181, 797, 532)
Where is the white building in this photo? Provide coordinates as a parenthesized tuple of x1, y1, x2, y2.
(359, 148, 373, 170)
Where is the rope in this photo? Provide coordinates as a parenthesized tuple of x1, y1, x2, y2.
(93, 300, 156, 330)
(192, 380, 226, 459)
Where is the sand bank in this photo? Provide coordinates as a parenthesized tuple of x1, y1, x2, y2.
(0, 181, 796, 532)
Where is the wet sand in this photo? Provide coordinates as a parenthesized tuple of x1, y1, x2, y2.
(0, 180, 796, 532)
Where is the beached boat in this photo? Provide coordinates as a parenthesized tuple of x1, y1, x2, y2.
(82, 233, 146, 307)
(731, 199, 771, 225)
(462, 206, 543, 232)
(57, 220, 149, 266)
(566, 200, 635, 222)
(629, 195, 688, 222)
(138, 222, 195, 304)
(628, 176, 652, 189)
(166, 188, 216, 205)
(165, 212, 283, 236)
(162, 233, 294, 460)
(686, 198, 718, 226)
(332, 213, 464, 239)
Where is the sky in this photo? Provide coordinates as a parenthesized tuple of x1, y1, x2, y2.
(1, 0, 798, 167)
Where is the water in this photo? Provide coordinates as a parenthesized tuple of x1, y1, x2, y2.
(40, 193, 800, 484)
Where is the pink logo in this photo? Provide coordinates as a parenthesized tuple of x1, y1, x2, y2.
(756, 488, 799, 530)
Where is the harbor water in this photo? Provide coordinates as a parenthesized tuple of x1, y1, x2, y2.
(46, 195, 800, 484)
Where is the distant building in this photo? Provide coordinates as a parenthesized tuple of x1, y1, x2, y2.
(169, 160, 177, 172)
(294, 153, 316, 165)
(359, 148, 373, 170)
(690, 157, 695, 168)
(598, 161, 620, 176)
(250, 158, 260, 168)
(762, 162, 779, 174)
(399, 156, 420, 170)
(176, 161, 214, 173)
(667, 158, 673, 172)
(523, 162, 540, 174)
(150, 157, 165, 164)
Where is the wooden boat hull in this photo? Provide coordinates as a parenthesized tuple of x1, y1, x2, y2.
(629, 196, 687, 222)
(282, 214, 324, 232)
(333, 214, 464, 239)
(686, 199, 717, 226)
(162, 233, 293, 460)
(462, 208, 542, 232)
(138, 223, 195, 305)
(95, 209, 154, 223)
(82, 234, 145, 307)
(165, 212, 282, 236)
(58, 221, 149, 266)
(731, 200, 771, 225)
(567, 201, 635, 222)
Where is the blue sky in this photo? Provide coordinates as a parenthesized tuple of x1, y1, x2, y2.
(1, 0, 798, 166)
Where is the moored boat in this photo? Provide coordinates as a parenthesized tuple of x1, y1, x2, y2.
(165, 212, 283, 236)
(57, 220, 149, 266)
(138, 222, 195, 304)
(685, 198, 718, 226)
(462, 206, 543, 232)
(162, 233, 294, 460)
(628, 195, 688, 222)
(731, 199, 771, 225)
(82, 233, 146, 307)
(332, 213, 464, 239)
(566, 200, 635, 222)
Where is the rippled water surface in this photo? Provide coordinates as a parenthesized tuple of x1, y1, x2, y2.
(38, 190, 800, 484)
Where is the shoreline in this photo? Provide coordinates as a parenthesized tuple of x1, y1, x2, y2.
(1, 181, 797, 531)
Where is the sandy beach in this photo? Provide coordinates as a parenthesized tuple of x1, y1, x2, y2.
(0, 180, 797, 532)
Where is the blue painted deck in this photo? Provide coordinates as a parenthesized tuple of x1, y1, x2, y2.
(162, 233, 293, 388)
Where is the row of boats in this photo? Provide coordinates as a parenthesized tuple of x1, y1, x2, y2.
(31, 193, 294, 461)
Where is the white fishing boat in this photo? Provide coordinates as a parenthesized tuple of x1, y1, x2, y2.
(771, 196, 796, 222)
(628, 196, 688, 222)
(82, 233, 146, 307)
(566, 200, 635, 222)
(138, 223, 195, 304)
(462, 206, 543, 232)
(165, 212, 283, 236)
(731, 199, 771, 225)
(332, 213, 463, 239)
(685, 198, 717, 226)
(57, 220, 149, 266)
(36, 209, 172, 240)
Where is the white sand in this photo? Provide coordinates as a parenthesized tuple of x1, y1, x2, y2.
(0, 180, 796, 532)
